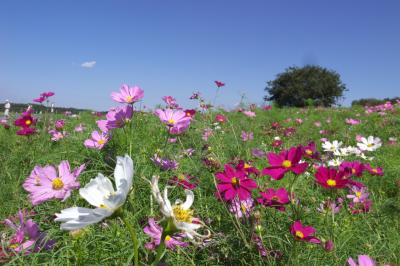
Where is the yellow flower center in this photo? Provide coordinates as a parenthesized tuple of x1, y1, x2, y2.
(372, 168, 378, 173)
(305, 149, 313, 155)
(178, 174, 185, 180)
(240, 203, 247, 213)
(352, 168, 356, 174)
(10, 244, 19, 249)
(367, 143, 374, 147)
(99, 204, 108, 208)
(52, 177, 64, 190)
(295, 231, 304, 239)
(172, 206, 193, 223)
(355, 191, 362, 198)
(282, 160, 292, 168)
(244, 163, 251, 169)
(167, 119, 176, 124)
(165, 235, 172, 241)
(126, 95, 133, 103)
(186, 112, 191, 116)
(231, 177, 239, 186)
(25, 119, 32, 126)
(271, 196, 279, 201)
(326, 179, 336, 187)
(97, 139, 105, 145)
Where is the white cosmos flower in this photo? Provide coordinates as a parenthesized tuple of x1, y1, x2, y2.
(328, 158, 343, 167)
(55, 155, 133, 230)
(357, 136, 382, 151)
(150, 175, 209, 240)
(322, 140, 342, 153)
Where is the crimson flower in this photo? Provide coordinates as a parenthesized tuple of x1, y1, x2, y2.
(215, 164, 257, 201)
(290, 221, 320, 244)
(262, 147, 308, 180)
(340, 161, 364, 177)
(315, 167, 348, 189)
(302, 142, 320, 160)
(257, 188, 289, 211)
(214, 80, 225, 88)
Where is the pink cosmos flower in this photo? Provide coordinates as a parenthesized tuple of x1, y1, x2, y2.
(215, 80, 225, 88)
(23, 161, 84, 205)
(155, 109, 191, 135)
(49, 130, 67, 141)
(184, 109, 196, 119)
(317, 198, 343, 214)
(257, 188, 290, 211)
(97, 105, 133, 132)
(388, 137, 397, 145)
(14, 110, 36, 129)
(16, 127, 36, 136)
(356, 134, 364, 142)
(33, 96, 46, 103)
(2, 210, 54, 258)
(168, 174, 198, 190)
(241, 131, 254, 141)
(214, 114, 226, 123)
(347, 186, 369, 203)
(252, 148, 266, 158)
(348, 255, 376, 266)
(262, 146, 308, 180)
(290, 221, 321, 244)
(202, 128, 213, 141)
(272, 138, 283, 148)
(111, 84, 144, 104)
(84, 131, 109, 149)
(55, 119, 65, 130)
(243, 110, 256, 118)
(235, 160, 260, 176)
(151, 154, 179, 170)
(40, 91, 55, 98)
(162, 96, 179, 109)
(363, 164, 384, 176)
(349, 200, 372, 214)
(283, 127, 296, 137)
(314, 121, 321, 127)
(346, 118, 361, 125)
(315, 167, 348, 189)
(302, 141, 320, 160)
(74, 123, 85, 132)
(229, 197, 254, 218)
(215, 164, 257, 201)
(144, 218, 188, 250)
(189, 91, 200, 99)
(295, 118, 303, 124)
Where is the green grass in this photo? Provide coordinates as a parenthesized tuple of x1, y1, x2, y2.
(0, 106, 399, 265)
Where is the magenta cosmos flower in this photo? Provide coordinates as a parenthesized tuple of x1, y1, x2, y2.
(235, 160, 260, 176)
(340, 161, 364, 177)
(290, 221, 320, 244)
(215, 164, 257, 201)
(155, 109, 191, 135)
(363, 164, 384, 176)
(14, 109, 36, 129)
(262, 146, 308, 180)
(168, 174, 198, 190)
(2, 210, 54, 259)
(315, 167, 348, 189)
(54, 119, 65, 130)
(23, 161, 85, 205)
(302, 141, 320, 160)
(144, 218, 188, 250)
(111, 84, 144, 104)
(257, 188, 290, 211)
(215, 80, 225, 88)
(348, 255, 376, 266)
(84, 131, 109, 149)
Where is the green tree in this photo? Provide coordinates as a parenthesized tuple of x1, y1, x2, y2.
(264, 65, 347, 107)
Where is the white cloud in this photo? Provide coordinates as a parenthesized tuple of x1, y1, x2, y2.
(81, 61, 96, 68)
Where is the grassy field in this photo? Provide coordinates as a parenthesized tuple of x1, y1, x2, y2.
(0, 103, 399, 265)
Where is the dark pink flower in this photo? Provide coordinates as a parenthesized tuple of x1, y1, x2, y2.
(315, 167, 348, 189)
(290, 221, 321, 244)
(363, 164, 384, 176)
(215, 164, 257, 201)
(54, 119, 65, 130)
(340, 161, 364, 177)
(215, 80, 225, 88)
(214, 114, 226, 123)
(262, 147, 308, 180)
(235, 160, 260, 176)
(33, 97, 46, 103)
(168, 174, 198, 190)
(257, 188, 290, 211)
(301, 142, 320, 160)
(16, 127, 36, 136)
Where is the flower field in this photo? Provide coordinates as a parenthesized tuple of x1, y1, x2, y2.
(0, 86, 399, 265)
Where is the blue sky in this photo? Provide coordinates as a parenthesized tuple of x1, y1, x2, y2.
(1, 0, 399, 111)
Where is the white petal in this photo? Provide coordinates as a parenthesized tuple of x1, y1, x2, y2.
(181, 190, 194, 210)
(55, 207, 112, 231)
(114, 154, 134, 196)
(80, 174, 115, 207)
(163, 186, 173, 214)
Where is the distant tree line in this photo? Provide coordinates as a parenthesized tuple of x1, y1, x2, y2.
(351, 97, 400, 107)
(0, 102, 91, 114)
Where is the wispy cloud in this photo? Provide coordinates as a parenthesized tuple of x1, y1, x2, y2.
(81, 61, 96, 68)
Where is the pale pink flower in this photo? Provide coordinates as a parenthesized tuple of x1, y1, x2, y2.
(111, 84, 144, 104)
(84, 131, 109, 149)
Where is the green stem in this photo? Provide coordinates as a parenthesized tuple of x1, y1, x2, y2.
(121, 213, 139, 266)
(152, 233, 166, 266)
